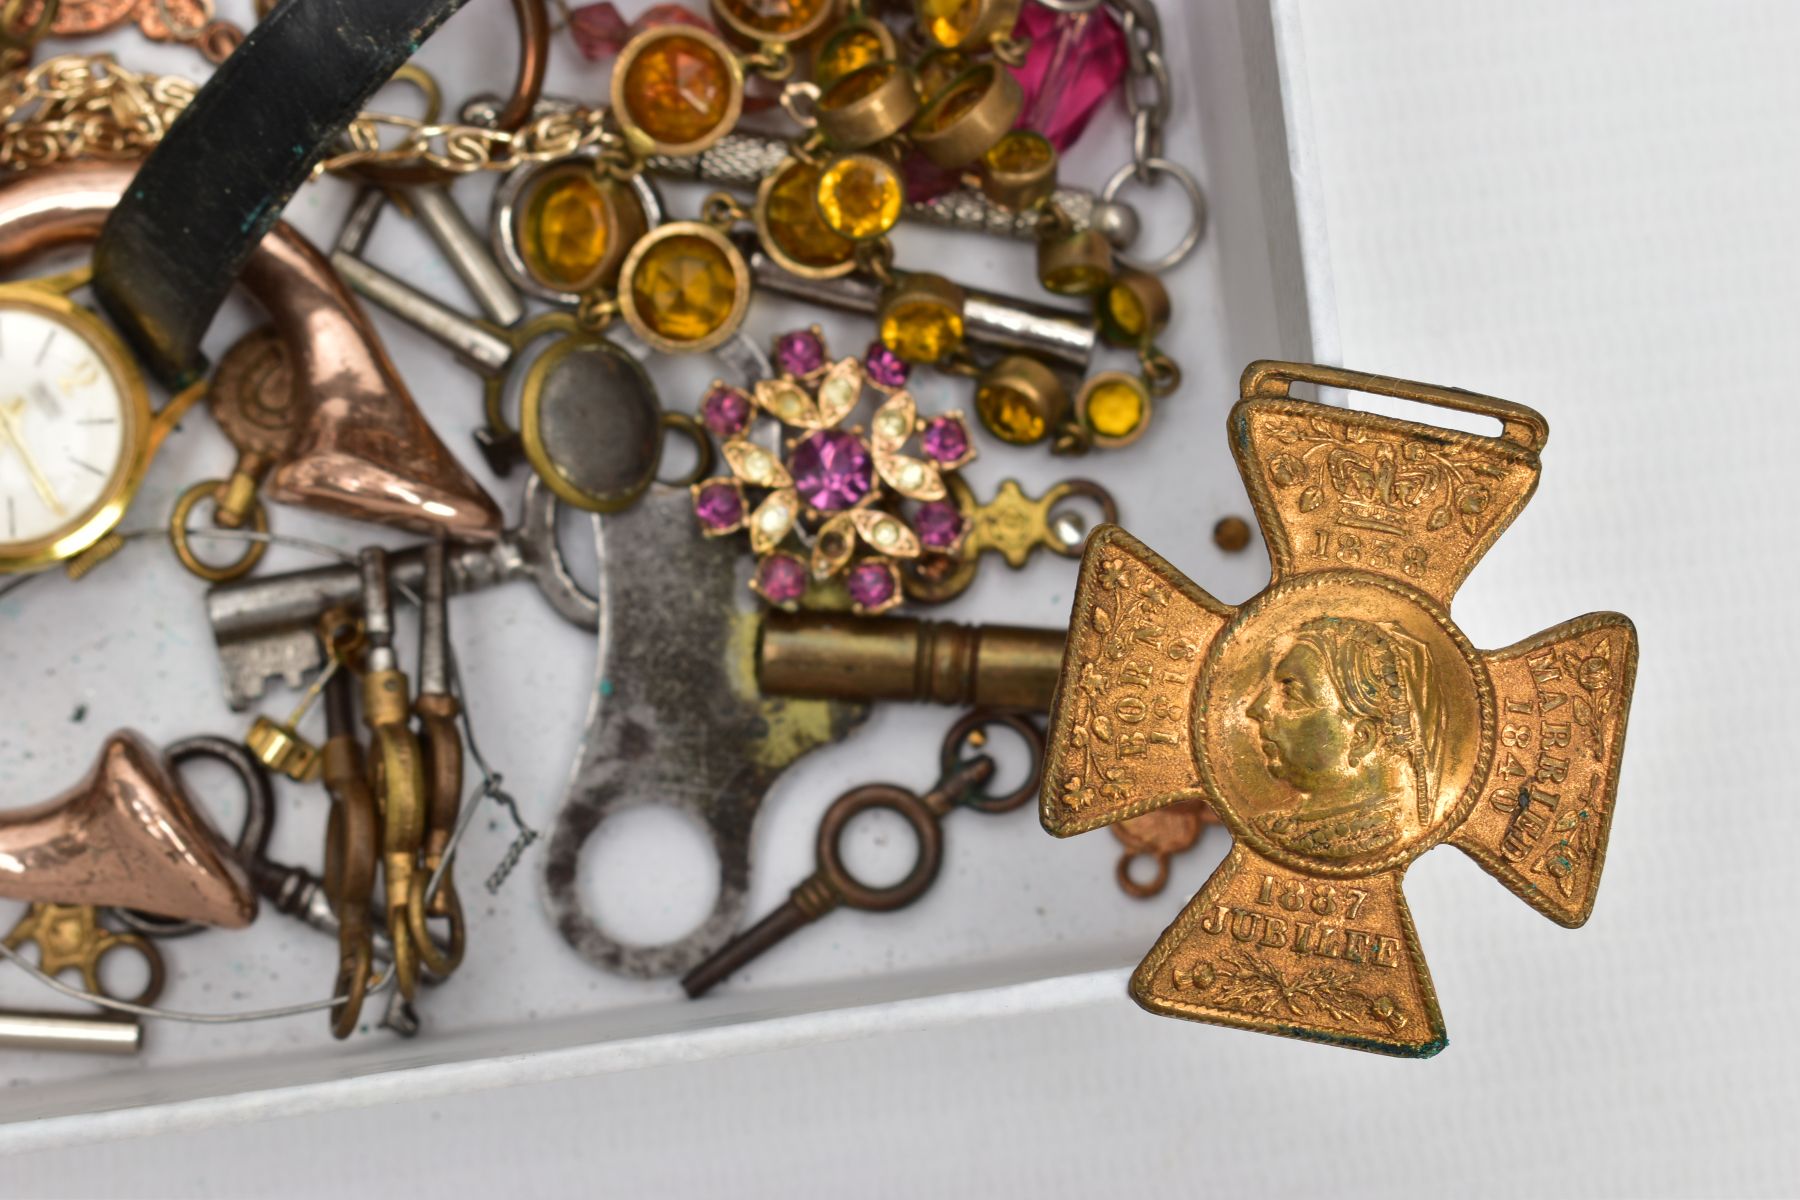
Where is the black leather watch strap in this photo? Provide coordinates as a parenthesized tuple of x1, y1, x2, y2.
(92, 0, 473, 388)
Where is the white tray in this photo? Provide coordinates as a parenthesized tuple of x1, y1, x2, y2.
(0, 0, 1326, 1145)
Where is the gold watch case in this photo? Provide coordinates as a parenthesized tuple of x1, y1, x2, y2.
(0, 268, 164, 575)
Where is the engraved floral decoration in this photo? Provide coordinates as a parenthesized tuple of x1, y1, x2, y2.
(1176, 951, 1408, 1035)
(690, 327, 978, 614)
(1265, 416, 1506, 537)
(1530, 631, 1624, 899)
(1057, 551, 1186, 815)
(1557, 630, 1624, 760)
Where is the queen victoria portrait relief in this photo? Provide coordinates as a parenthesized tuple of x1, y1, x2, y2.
(1244, 616, 1449, 860)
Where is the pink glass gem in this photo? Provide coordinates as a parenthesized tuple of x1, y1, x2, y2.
(846, 560, 898, 610)
(790, 430, 874, 511)
(914, 500, 965, 549)
(864, 341, 910, 390)
(701, 385, 752, 438)
(1010, 1, 1127, 152)
(693, 481, 744, 532)
(567, 2, 713, 61)
(775, 328, 826, 377)
(921, 415, 971, 465)
(755, 553, 808, 604)
(566, 2, 629, 59)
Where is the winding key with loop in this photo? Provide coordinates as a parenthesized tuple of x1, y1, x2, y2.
(169, 326, 296, 584)
(681, 712, 1044, 999)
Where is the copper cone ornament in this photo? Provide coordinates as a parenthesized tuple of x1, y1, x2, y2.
(0, 731, 256, 927)
(251, 237, 503, 542)
(1041, 362, 1638, 1056)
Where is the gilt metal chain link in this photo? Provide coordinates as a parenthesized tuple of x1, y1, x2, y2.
(0, 53, 623, 177)
(0, 54, 194, 171)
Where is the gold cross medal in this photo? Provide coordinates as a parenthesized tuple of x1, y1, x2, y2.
(1041, 361, 1638, 1056)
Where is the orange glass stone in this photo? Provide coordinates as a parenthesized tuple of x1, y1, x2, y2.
(717, 0, 826, 34)
(622, 33, 733, 146)
(765, 160, 854, 267)
(523, 172, 609, 288)
(630, 233, 738, 343)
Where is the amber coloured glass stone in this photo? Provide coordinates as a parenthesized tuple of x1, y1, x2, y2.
(1104, 280, 1147, 339)
(985, 129, 1052, 173)
(976, 383, 1048, 443)
(622, 33, 733, 145)
(880, 298, 964, 363)
(1085, 377, 1147, 439)
(765, 160, 854, 267)
(914, 49, 968, 102)
(816, 25, 886, 88)
(630, 233, 739, 343)
(919, 0, 980, 47)
(717, 0, 827, 35)
(918, 72, 987, 133)
(817, 156, 903, 240)
(822, 61, 898, 110)
(522, 171, 610, 289)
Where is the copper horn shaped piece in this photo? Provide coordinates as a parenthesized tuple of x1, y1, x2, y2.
(0, 731, 256, 927)
(0, 163, 501, 541)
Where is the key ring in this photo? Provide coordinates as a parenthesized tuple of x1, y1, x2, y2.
(814, 784, 948, 913)
(110, 736, 276, 938)
(1101, 157, 1207, 274)
(169, 479, 271, 584)
(940, 710, 1047, 814)
(1042, 480, 1122, 557)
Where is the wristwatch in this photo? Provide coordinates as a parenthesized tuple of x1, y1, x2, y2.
(0, 261, 194, 573)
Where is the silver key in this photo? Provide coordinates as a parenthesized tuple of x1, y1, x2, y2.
(208, 476, 595, 709)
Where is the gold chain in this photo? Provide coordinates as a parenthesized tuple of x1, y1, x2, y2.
(0, 53, 618, 177)
(331, 105, 614, 176)
(0, 54, 195, 171)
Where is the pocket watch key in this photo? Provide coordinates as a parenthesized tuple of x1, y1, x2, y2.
(1040, 361, 1639, 1056)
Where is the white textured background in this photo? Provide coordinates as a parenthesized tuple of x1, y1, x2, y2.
(5, 0, 1799, 1194)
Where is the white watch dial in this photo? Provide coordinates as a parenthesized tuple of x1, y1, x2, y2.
(0, 303, 131, 549)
